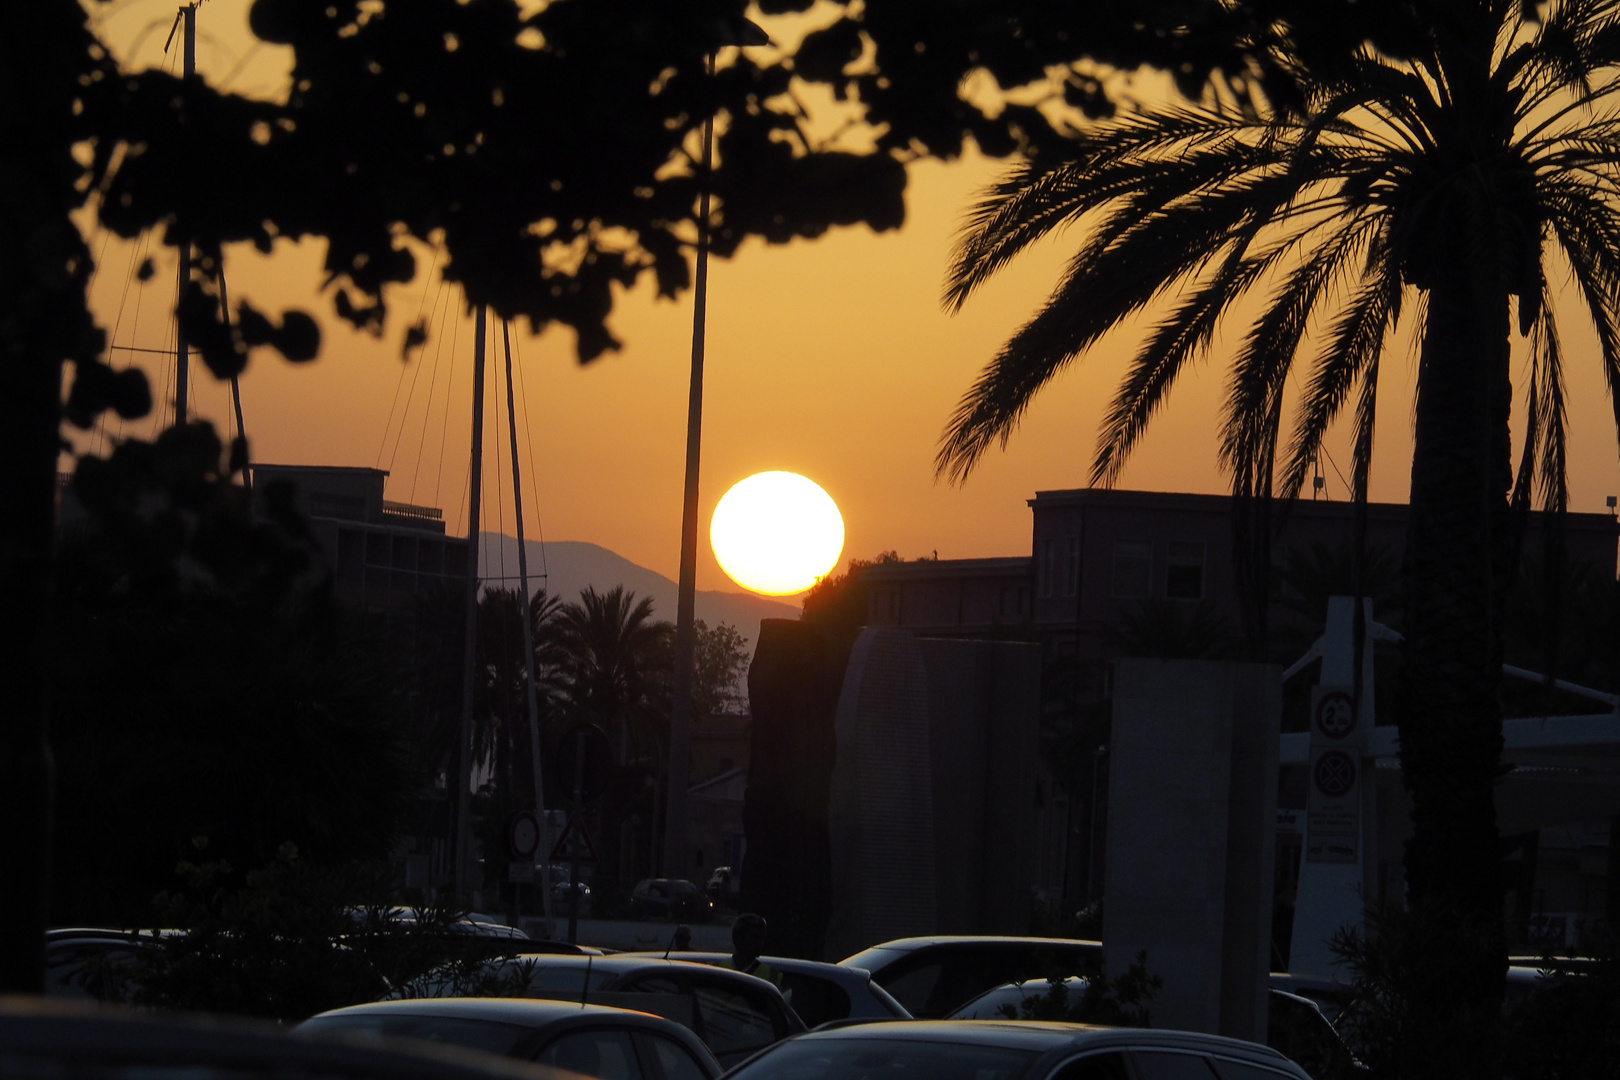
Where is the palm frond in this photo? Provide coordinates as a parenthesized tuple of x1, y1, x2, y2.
(1544, 181, 1620, 448)
(1277, 264, 1403, 500)
(1220, 212, 1385, 488)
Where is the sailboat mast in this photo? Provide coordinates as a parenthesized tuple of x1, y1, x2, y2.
(216, 265, 251, 494)
(454, 304, 488, 904)
(173, 3, 195, 424)
(502, 320, 553, 922)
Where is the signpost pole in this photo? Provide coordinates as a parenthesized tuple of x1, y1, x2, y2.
(569, 732, 586, 944)
(1290, 596, 1376, 974)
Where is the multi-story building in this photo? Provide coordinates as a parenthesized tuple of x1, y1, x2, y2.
(860, 486, 1620, 940)
(249, 464, 469, 611)
(864, 487, 1617, 662)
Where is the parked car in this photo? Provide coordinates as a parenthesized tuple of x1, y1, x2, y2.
(719, 1019, 1311, 1080)
(1, 996, 546, 1080)
(838, 936, 1104, 1019)
(394, 954, 805, 1067)
(623, 951, 911, 1028)
(552, 879, 593, 915)
(704, 866, 739, 905)
(299, 997, 722, 1079)
(44, 927, 180, 1003)
(945, 978, 1362, 1079)
(630, 879, 714, 922)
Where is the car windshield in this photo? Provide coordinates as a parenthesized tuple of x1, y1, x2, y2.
(724, 1036, 1038, 1080)
(948, 980, 1087, 1021)
(299, 1013, 533, 1057)
(949, 985, 1037, 1020)
(524, 963, 619, 993)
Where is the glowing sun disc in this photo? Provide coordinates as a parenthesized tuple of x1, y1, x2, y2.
(711, 472, 844, 595)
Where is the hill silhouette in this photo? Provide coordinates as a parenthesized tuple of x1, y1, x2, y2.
(477, 533, 798, 654)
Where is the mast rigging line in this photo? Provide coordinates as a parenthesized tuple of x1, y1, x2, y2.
(508, 325, 549, 586)
(390, 275, 452, 485)
(376, 244, 445, 469)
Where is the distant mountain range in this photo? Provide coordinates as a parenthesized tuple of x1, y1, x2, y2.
(477, 534, 799, 653)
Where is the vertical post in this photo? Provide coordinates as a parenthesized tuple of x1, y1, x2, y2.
(569, 737, 586, 945)
(215, 265, 251, 495)
(503, 320, 552, 925)
(1289, 596, 1373, 974)
(173, 3, 195, 425)
(455, 305, 488, 905)
(663, 59, 715, 884)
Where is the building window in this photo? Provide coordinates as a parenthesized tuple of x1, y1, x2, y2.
(1166, 541, 1205, 600)
(1064, 537, 1080, 597)
(1039, 539, 1057, 598)
(1111, 540, 1151, 598)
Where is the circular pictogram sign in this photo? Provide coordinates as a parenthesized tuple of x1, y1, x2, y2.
(507, 810, 541, 860)
(1314, 750, 1358, 798)
(1314, 690, 1356, 739)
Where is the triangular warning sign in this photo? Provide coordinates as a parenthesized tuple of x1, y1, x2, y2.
(548, 817, 599, 864)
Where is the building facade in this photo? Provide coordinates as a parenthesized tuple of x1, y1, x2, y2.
(250, 464, 470, 610)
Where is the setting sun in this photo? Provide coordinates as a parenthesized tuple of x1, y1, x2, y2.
(710, 472, 845, 596)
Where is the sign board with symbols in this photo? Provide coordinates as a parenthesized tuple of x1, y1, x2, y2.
(1311, 686, 1356, 740)
(549, 816, 599, 865)
(1304, 683, 1361, 863)
(1306, 745, 1360, 863)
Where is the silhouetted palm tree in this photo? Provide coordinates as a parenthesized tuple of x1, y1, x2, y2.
(937, 0, 1620, 1057)
(553, 586, 672, 760)
(1108, 598, 1233, 660)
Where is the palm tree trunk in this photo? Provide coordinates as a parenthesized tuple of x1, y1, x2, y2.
(1398, 216, 1514, 1070)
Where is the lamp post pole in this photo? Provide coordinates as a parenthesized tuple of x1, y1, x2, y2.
(662, 79, 713, 883)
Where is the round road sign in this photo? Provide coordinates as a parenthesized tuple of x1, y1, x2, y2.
(1314, 750, 1358, 798)
(1314, 690, 1356, 739)
(507, 810, 541, 860)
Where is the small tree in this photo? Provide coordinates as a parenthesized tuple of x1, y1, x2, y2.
(692, 619, 749, 721)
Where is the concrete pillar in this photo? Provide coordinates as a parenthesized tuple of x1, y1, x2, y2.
(1104, 659, 1280, 1043)
(824, 628, 937, 959)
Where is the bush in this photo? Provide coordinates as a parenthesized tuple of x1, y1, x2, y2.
(126, 843, 528, 1021)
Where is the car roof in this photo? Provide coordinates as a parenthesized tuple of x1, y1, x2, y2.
(789, 1020, 1300, 1066)
(624, 953, 877, 982)
(843, 936, 1102, 955)
(509, 955, 726, 974)
(0, 997, 546, 1080)
(309, 997, 665, 1026)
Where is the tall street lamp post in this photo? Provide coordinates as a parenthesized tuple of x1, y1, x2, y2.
(663, 17, 769, 883)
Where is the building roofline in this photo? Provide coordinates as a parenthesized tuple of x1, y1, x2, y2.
(862, 557, 1032, 580)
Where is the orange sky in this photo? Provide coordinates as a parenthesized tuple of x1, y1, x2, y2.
(76, 0, 1620, 596)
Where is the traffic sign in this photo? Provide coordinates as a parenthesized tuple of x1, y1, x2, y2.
(555, 723, 612, 804)
(549, 817, 599, 865)
(1311, 686, 1356, 740)
(1313, 750, 1358, 798)
(506, 810, 542, 860)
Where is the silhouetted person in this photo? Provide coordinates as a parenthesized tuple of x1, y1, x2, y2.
(720, 913, 780, 987)
(671, 924, 692, 952)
